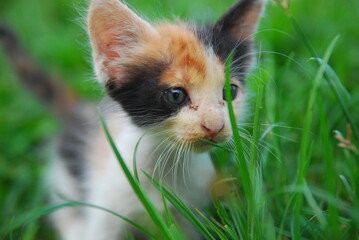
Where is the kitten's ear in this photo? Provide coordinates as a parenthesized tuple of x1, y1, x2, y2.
(213, 0, 265, 41)
(88, 0, 156, 84)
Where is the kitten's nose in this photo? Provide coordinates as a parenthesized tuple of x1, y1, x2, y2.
(201, 122, 225, 140)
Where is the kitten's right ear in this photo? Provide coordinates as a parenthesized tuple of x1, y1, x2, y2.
(88, 0, 156, 84)
(214, 0, 265, 42)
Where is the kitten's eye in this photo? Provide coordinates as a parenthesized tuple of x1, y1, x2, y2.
(163, 88, 188, 105)
(223, 84, 239, 101)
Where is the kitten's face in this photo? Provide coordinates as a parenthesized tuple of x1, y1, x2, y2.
(88, 0, 264, 151)
(153, 25, 245, 149)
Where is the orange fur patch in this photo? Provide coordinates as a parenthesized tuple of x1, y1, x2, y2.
(132, 24, 210, 88)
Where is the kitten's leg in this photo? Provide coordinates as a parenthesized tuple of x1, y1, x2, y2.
(48, 159, 85, 240)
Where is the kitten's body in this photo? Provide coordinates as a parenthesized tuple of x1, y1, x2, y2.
(0, 0, 265, 239)
(50, 102, 216, 239)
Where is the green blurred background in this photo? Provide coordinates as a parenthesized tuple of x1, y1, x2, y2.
(0, 0, 358, 239)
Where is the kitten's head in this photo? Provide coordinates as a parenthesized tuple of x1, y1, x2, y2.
(88, 0, 264, 152)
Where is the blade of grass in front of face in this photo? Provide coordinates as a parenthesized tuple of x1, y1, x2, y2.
(293, 36, 340, 240)
(224, 52, 251, 201)
(99, 112, 175, 240)
(225, 52, 256, 238)
(143, 171, 216, 240)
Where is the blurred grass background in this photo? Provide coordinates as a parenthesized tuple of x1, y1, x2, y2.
(0, 0, 358, 239)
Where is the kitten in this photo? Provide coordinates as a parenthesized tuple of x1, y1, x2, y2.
(0, 0, 264, 239)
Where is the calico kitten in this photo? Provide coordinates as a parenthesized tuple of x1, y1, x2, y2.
(0, 0, 264, 239)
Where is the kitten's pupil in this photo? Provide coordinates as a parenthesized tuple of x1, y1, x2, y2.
(223, 84, 239, 101)
(163, 88, 188, 106)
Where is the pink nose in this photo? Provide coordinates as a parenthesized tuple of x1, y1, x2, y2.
(201, 123, 225, 140)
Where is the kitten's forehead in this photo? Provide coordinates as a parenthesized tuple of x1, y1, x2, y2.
(153, 24, 225, 90)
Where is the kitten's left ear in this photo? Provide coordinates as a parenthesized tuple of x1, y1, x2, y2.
(214, 0, 265, 41)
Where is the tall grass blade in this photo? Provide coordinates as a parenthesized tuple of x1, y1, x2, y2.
(224, 52, 251, 199)
(99, 112, 175, 240)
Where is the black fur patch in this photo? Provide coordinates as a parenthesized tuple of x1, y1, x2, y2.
(195, 25, 252, 81)
(106, 59, 183, 127)
(194, 0, 261, 80)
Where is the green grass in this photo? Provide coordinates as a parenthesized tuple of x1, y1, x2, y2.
(1, 0, 359, 239)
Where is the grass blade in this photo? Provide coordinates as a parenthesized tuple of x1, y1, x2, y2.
(224, 52, 251, 198)
(143, 171, 216, 240)
(2, 203, 75, 236)
(3, 201, 160, 240)
(99, 111, 175, 240)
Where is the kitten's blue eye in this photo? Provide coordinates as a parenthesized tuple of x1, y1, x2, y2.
(163, 88, 188, 105)
(223, 84, 239, 101)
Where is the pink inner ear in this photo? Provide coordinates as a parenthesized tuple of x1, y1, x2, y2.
(94, 22, 122, 57)
(94, 24, 125, 79)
